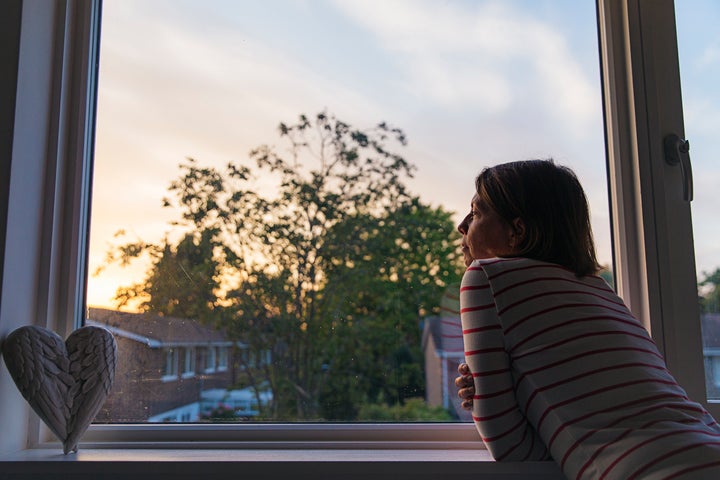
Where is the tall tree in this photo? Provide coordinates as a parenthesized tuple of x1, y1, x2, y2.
(106, 111, 464, 419)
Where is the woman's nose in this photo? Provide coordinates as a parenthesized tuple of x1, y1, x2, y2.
(457, 219, 467, 234)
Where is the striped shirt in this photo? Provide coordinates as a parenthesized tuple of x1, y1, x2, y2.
(461, 257, 720, 480)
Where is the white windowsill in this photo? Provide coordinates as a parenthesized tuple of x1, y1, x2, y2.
(0, 424, 565, 479)
(0, 448, 565, 480)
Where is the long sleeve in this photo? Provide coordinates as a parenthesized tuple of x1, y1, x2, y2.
(460, 263, 549, 461)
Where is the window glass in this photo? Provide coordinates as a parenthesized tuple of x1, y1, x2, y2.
(675, 1, 720, 402)
(88, 0, 609, 423)
(183, 348, 196, 377)
(163, 348, 179, 380)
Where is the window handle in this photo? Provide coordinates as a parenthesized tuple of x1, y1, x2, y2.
(664, 133, 693, 202)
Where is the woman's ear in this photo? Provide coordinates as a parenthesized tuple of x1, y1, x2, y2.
(509, 217, 526, 247)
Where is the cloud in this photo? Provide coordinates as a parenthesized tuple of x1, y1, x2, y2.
(329, 0, 599, 127)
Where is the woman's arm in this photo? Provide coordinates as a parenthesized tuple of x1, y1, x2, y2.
(460, 265, 549, 461)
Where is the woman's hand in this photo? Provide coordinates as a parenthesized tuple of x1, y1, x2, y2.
(455, 362, 474, 410)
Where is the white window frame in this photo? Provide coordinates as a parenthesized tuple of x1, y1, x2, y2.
(162, 348, 179, 382)
(597, 0, 712, 415)
(204, 347, 217, 374)
(217, 347, 228, 372)
(0, 0, 711, 474)
(182, 347, 196, 378)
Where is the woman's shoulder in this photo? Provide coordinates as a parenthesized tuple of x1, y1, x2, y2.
(470, 257, 609, 288)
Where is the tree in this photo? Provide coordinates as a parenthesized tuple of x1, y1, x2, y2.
(699, 268, 720, 313)
(105, 111, 464, 419)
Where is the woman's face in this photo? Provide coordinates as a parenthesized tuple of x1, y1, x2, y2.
(457, 194, 518, 267)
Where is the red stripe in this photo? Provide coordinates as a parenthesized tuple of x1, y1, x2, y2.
(465, 346, 504, 356)
(473, 386, 513, 400)
(472, 404, 518, 421)
(504, 302, 632, 335)
(513, 330, 657, 361)
(496, 424, 530, 461)
(493, 275, 616, 298)
(509, 314, 649, 354)
(481, 416, 526, 442)
(498, 289, 627, 316)
(536, 378, 679, 431)
(473, 367, 510, 377)
(460, 303, 495, 314)
(515, 346, 665, 386)
(574, 417, 708, 479)
(623, 440, 720, 480)
(522, 362, 667, 413)
(459, 284, 490, 292)
(661, 460, 720, 480)
(546, 394, 693, 450)
(485, 262, 571, 280)
(463, 325, 501, 334)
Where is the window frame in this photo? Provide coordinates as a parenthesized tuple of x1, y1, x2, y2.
(204, 347, 217, 374)
(162, 348, 179, 382)
(597, 0, 711, 414)
(182, 347, 196, 378)
(0, 0, 712, 455)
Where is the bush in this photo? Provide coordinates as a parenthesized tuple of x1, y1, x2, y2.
(357, 397, 453, 421)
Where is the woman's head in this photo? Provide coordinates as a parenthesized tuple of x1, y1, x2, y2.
(458, 159, 600, 277)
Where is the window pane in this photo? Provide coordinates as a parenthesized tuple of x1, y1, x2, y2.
(88, 0, 609, 423)
(675, 1, 720, 402)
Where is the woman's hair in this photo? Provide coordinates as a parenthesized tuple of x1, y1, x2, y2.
(475, 159, 601, 277)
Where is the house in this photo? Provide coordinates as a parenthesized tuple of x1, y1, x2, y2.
(701, 314, 720, 400)
(88, 307, 270, 422)
(422, 315, 471, 421)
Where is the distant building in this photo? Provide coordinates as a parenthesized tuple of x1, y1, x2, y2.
(702, 313, 720, 401)
(88, 307, 271, 422)
(421, 315, 471, 421)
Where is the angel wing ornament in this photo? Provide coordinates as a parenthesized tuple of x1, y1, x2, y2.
(2, 325, 117, 454)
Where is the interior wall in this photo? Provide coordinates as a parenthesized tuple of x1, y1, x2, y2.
(0, 0, 59, 454)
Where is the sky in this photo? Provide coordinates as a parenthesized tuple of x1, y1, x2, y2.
(87, 0, 719, 309)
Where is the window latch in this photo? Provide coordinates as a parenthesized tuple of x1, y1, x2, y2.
(663, 133, 693, 202)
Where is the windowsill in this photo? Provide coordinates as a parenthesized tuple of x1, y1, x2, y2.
(0, 447, 565, 480)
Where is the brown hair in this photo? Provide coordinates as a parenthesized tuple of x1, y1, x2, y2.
(475, 159, 601, 277)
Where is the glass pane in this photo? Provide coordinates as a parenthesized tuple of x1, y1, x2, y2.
(676, 1, 720, 402)
(88, 0, 609, 423)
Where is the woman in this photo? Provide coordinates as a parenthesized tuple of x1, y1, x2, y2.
(455, 160, 720, 479)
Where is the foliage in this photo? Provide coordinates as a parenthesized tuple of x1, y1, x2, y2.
(357, 397, 453, 422)
(200, 404, 240, 422)
(699, 268, 720, 313)
(104, 111, 465, 420)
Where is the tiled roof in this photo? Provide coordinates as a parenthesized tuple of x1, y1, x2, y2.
(87, 307, 232, 347)
(422, 315, 464, 356)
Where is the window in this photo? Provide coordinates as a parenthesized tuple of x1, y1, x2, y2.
(217, 347, 228, 372)
(162, 348, 179, 381)
(675, 2, 720, 403)
(182, 347, 196, 378)
(87, 0, 611, 425)
(204, 347, 217, 374)
(1, 0, 714, 461)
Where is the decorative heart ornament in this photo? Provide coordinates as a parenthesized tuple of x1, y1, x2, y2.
(2, 325, 117, 454)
